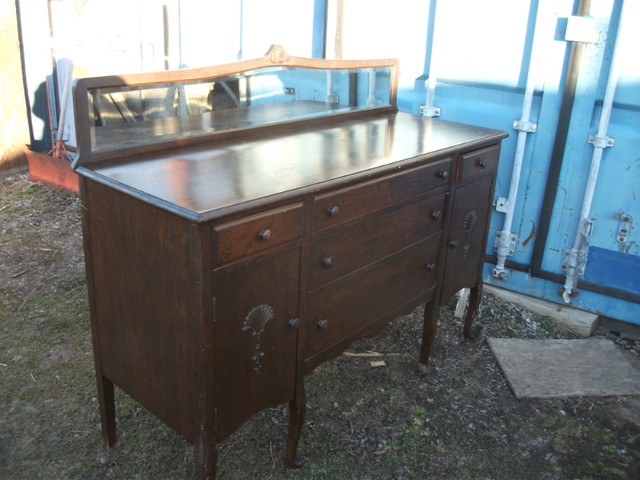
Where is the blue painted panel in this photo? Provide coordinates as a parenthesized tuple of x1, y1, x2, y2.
(586, 107, 640, 254)
(483, 264, 640, 326)
(583, 247, 640, 295)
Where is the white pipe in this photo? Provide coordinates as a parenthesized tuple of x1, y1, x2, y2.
(562, 0, 627, 302)
(366, 68, 379, 106)
(424, 69, 437, 112)
(422, 44, 439, 117)
(326, 71, 338, 104)
(492, 0, 554, 279)
(579, 38, 620, 221)
(421, 0, 439, 117)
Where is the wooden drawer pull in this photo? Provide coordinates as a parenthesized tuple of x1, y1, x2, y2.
(322, 256, 334, 268)
(258, 229, 272, 241)
(327, 205, 340, 217)
(317, 319, 329, 331)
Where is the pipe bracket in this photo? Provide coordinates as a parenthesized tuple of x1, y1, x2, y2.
(420, 106, 441, 117)
(494, 230, 517, 257)
(561, 247, 588, 277)
(513, 120, 537, 133)
(325, 93, 339, 104)
(588, 134, 614, 149)
(495, 197, 510, 213)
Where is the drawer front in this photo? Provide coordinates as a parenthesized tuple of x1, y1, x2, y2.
(457, 144, 499, 182)
(309, 193, 445, 290)
(313, 158, 451, 232)
(215, 203, 304, 264)
(304, 235, 440, 359)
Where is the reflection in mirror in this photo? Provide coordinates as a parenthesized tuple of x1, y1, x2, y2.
(88, 66, 393, 152)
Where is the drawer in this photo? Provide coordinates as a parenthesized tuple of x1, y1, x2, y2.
(215, 203, 304, 264)
(313, 158, 451, 232)
(304, 235, 440, 360)
(309, 193, 445, 290)
(457, 144, 499, 182)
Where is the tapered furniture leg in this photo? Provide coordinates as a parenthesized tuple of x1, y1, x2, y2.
(194, 436, 217, 480)
(97, 374, 116, 447)
(286, 384, 306, 468)
(419, 301, 440, 375)
(463, 284, 482, 340)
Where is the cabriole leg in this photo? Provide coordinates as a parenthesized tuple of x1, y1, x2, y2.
(194, 436, 217, 480)
(419, 301, 440, 375)
(463, 284, 482, 340)
(286, 383, 306, 468)
(96, 374, 116, 448)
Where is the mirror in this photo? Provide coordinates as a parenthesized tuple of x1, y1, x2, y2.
(86, 66, 393, 153)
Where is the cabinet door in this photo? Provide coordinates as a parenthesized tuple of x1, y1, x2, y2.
(212, 249, 300, 441)
(440, 174, 494, 303)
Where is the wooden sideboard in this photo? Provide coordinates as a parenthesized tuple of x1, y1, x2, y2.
(73, 46, 507, 478)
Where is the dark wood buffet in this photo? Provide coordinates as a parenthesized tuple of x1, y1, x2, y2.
(72, 46, 507, 479)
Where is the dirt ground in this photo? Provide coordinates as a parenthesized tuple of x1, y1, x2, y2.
(1, 172, 640, 480)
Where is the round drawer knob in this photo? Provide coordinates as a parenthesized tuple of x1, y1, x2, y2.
(317, 319, 329, 331)
(327, 205, 340, 217)
(322, 256, 334, 268)
(449, 240, 458, 249)
(477, 159, 487, 169)
(437, 169, 448, 180)
(288, 318, 301, 329)
(258, 229, 272, 241)
(425, 263, 435, 271)
(431, 210, 442, 220)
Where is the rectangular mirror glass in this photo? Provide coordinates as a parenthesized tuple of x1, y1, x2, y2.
(86, 66, 393, 153)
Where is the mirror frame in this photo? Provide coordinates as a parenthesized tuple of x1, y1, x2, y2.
(72, 45, 399, 167)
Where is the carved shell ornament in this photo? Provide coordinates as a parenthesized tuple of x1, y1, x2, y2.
(242, 304, 275, 376)
(242, 304, 274, 336)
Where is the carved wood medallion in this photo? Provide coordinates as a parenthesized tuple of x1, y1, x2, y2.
(242, 304, 275, 375)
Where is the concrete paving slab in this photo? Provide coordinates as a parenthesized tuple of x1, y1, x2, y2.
(487, 338, 640, 399)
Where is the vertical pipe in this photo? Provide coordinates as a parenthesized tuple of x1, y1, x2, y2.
(422, 0, 439, 116)
(492, 0, 554, 279)
(530, 0, 590, 274)
(163, 3, 170, 70)
(238, 0, 244, 59)
(367, 69, 379, 106)
(334, 0, 345, 60)
(562, 0, 627, 302)
(579, 23, 620, 222)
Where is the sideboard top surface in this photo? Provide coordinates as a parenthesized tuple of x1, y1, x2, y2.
(78, 111, 506, 221)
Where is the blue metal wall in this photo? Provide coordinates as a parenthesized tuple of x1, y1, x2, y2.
(398, 0, 640, 324)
